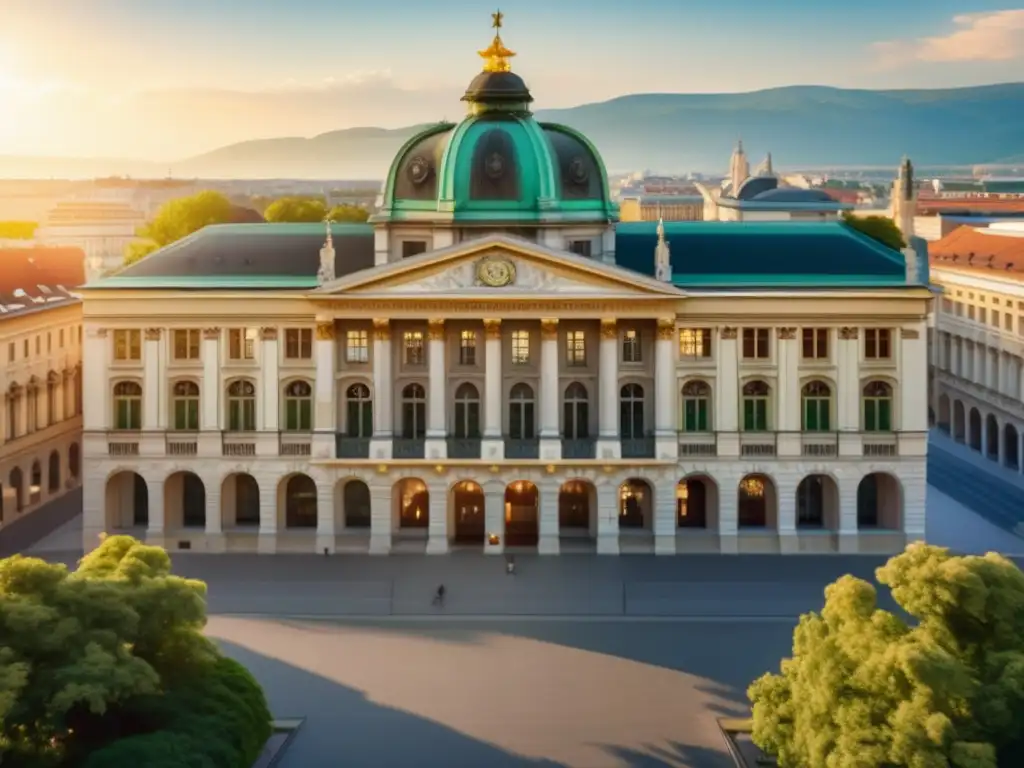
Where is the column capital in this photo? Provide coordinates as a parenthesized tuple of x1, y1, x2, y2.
(656, 318, 675, 340)
(540, 318, 559, 340)
(427, 318, 445, 341)
(88, 327, 108, 339)
(720, 327, 738, 340)
(259, 327, 278, 341)
(372, 318, 391, 341)
(839, 326, 859, 340)
(202, 327, 221, 340)
(776, 327, 797, 340)
(901, 327, 920, 339)
(315, 322, 335, 341)
(144, 328, 162, 341)
(483, 319, 502, 339)
(599, 318, 618, 340)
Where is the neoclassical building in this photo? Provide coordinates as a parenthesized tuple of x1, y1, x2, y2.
(79, 16, 932, 556)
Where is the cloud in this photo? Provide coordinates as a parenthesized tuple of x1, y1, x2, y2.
(873, 10, 1024, 67)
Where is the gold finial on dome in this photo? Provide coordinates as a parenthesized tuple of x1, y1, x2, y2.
(478, 9, 516, 73)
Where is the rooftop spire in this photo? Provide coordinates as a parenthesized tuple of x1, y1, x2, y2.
(478, 10, 516, 73)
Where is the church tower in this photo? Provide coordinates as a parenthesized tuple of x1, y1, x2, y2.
(729, 140, 750, 194)
(891, 156, 917, 239)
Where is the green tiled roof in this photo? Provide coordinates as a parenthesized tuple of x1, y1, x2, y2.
(614, 221, 911, 287)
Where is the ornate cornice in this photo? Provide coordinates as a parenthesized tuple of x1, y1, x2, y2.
(259, 327, 278, 341)
(720, 327, 738, 340)
(599, 318, 618, 340)
(901, 328, 920, 339)
(144, 328, 162, 341)
(373, 318, 391, 341)
(540, 318, 559, 340)
(427, 319, 446, 341)
(776, 327, 797, 340)
(202, 327, 221, 340)
(656, 318, 676, 342)
(839, 327, 859, 340)
(483, 319, 502, 340)
(315, 322, 335, 341)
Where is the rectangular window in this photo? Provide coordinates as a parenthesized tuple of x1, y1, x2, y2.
(1004, 313, 1013, 332)
(113, 330, 142, 361)
(622, 329, 641, 363)
(459, 330, 477, 366)
(401, 240, 428, 258)
(802, 328, 829, 359)
(7, 342, 14, 362)
(864, 329, 892, 360)
(403, 331, 425, 365)
(285, 399, 312, 431)
(284, 328, 313, 359)
(511, 330, 530, 365)
(863, 399, 892, 431)
(59, 329, 64, 348)
(565, 331, 586, 366)
(743, 398, 769, 431)
(228, 328, 257, 360)
(46, 333, 51, 353)
(174, 398, 199, 430)
(228, 399, 256, 431)
(683, 398, 708, 431)
(979, 307, 987, 324)
(23, 339, 28, 357)
(968, 306, 976, 321)
(345, 330, 369, 363)
(742, 328, 770, 360)
(803, 397, 831, 431)
(115, 398, 141, 430)
(35, 336, 40, 355)
(678, 328, 712, 359)
(568, 240, 592, 258)
(172, 329, 201, 360)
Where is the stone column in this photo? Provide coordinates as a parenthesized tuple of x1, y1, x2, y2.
(595, 483, 619, 555)
(714, 328, 739, 457)
(837, 327, 861, 456)
(316, 478, 335, 554)
(973, 343, 984, 387)
(200, 328, 219, 431)
(718, 471, 739, 554)
(369, 482, 392, 555)
(654, 318, 678, 459)
(82, 326, 109, 430)
(483, 481, 505, 555)
(537, 478, 560, 555)
(426, 478, 448, 554)
(205, 476, 224, 553)
(426, 319, 447, 460)
(313, 321, 336, 459)
(951, 338, 961, 378)
(597, 318, 621, 460)
(900, 326, 928, 433)
(776, 327, 800, 456)
(776, 477, 797, 554)
(837, 477, 859, 554)
(145, 478, 166, 548)
(260, 328, 279, 432)
(257, 479, 277, 555)
(370, 319, 393, 460)
(538, 319, 561, 460)
(482, 319, 504, 460)
(653, 478, 677, 555)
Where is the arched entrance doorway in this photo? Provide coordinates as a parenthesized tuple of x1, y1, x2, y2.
(618, 479, 652, 529)
(985, 414, 999, 460)
(796, 474, 839, 529)
(105, 471, 148, 529)
(558, 480, 593, 533)
(451, 481, 485, 544)
(282, 474, 317, 528)
(165, 471, 205, 529)
(395, 478, 428, 529)
(677, 476, 718, 529)
(222, 473, 259, 527)
(343, 480, 371, 528)
(953, 401, 965, 443)
(937, 394, 950, 434)
(738, 474, 776, 528)
(969, 408, 982, 451)
(857, 473, 902, 529)
(505, 481, 538, 547)
(1005, 424, 1020, 471)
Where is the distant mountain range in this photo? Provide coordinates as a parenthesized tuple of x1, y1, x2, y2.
(3, 83, 1023, 180)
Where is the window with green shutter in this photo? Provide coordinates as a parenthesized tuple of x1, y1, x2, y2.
(742, 380, 770, 431)
(862, 381, 893, 431)
(681, 380, 711, 431)
(283, 380, 313, 431)
(801, 381, 831, 432)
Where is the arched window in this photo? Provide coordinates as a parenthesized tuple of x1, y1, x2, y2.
(46, 377, 57, 427)
(563, 382, 589, 440)
(113, 381, 142, 430)
(681, 381, 711, 432)
(226, 380, 256, 431)
(171, 381, 200, 430)
(508, 383, 535, 440)
(453, 383, 481, 439)
(74, 369, 83, 416)
(742, 380, 770, 431)
(345, 383, 373, 438)
(6, 386, 19, 440)
(26, 384, 38, 433)
(401, 383, 426, 439)
(862, 381, 893, 432)
(619, 383, 644, 439)
(801, 381, 832, 432)
(283, 380, 313, 431)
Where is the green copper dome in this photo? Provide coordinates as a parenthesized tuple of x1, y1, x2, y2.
(375, 16, 617, 225)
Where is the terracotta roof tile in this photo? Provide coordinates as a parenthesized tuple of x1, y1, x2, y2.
(0, 247, 86, 294)
(928, 226, 1024, 282)
(918, 198, 1024, 215)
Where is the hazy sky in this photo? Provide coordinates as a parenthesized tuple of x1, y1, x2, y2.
(2, 0, 1023, 160)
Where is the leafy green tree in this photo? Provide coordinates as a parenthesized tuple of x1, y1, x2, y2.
(842, 210, 906, 251)
(327, 203, 370, 223)
(264, 196, 328, 223)
(123, 240, 159, 266)
(122, 190, 235, 267)
(0, 221, 37, 239)
(748, 543, 1024, 768)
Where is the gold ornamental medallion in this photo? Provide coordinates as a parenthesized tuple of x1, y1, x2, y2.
(476, 257, 516, 287)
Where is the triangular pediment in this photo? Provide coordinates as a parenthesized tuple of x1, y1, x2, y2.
(314, 234, 683, 298)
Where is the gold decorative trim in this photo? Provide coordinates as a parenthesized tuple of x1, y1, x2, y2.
(656, 318, 675, 341)
(483, 319, 502, 340)
(372, 318, 391, 341)
(599, 318, 618, 340)
(839, 327, 859, 340)
(901, 328, 920, 339)
(259, 327, 278, 341)
(776, 327, 797, 340)
(476, 256, 516, 287)
(427, 319, 445, 341)
(202, 327, 220, 340)
(315, 322, 335, 341)
(312, 299, 678, 314)
(434, 464, 446, 475)
(720, 327, 738, 340)
(144, 328, 162, 341)
(540, 319, 559, 340)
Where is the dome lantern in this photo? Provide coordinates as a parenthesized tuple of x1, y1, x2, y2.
(462, 10, 533, 114)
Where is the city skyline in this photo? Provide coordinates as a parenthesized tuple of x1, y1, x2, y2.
(2, 0, 1023, 160)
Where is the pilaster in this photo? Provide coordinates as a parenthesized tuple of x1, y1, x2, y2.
(776, 327, 800, 456)
(717, 470, 739, 554)
(537, 478, 560, 554)
(653, 479, 677, 555)
(257, 477, 277, 554)
(654, 318, 678, 459)
(260, 328, 279, 432)
(425, 479, 448, 554)
(145, 479, 166, 548)
(205, 479, 225, 553)
(900, 325, 928, 431)
(837, 327, 861, 455)
(200, 328, 219, 430)
(597, 319, 621, 459)
(595, 483, 619, 555)
(315, 479, 335, 554)
(483, 482, 505, 554)
(538, 319, 561, 460)
(776, 476, 797, 554)
(370, 319, 393, 459)
(369, 482, 392, 555)
(313, 321, 337, 459)
(715, 327, 739, 431)
(482, 319, 504, 460)
(83, 327, 109, 430)
(426, 319, 447, 459)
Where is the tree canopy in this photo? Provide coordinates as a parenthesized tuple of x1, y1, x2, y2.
(0, 535, 270, 766)
(0, 221, 37, 239)
(263, 197, 369, 223)
(748, 543, 1024, 768)
(123, 190, 235, 265)
(327, 203, 369, 223)
(842, 210, 906, 251)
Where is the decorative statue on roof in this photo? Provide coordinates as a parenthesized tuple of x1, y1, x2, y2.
(317, 216, 335, 285)
(654, 217, 672, 283)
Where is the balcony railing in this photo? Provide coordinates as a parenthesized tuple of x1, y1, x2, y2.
(678, 432, 717, 457)
(504, 438, 540, 459)
(562, 438, 596, 459)
(862, 432, 898, 458)
(739, 431, 777, 457)
(800, 431, 838, 457)
(446, 438, 481, 459)
(279, 431, 312, 457)
(393, 438, 426, 459)
(222, 431, 257, 457)
(107, 431, 141, 457)
(336, 435, 370, 459)
(165, 432, 198, 457)
(621, 436, 655, 459)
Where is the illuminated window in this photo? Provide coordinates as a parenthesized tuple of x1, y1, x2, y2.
(678, 328, 711, 359)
